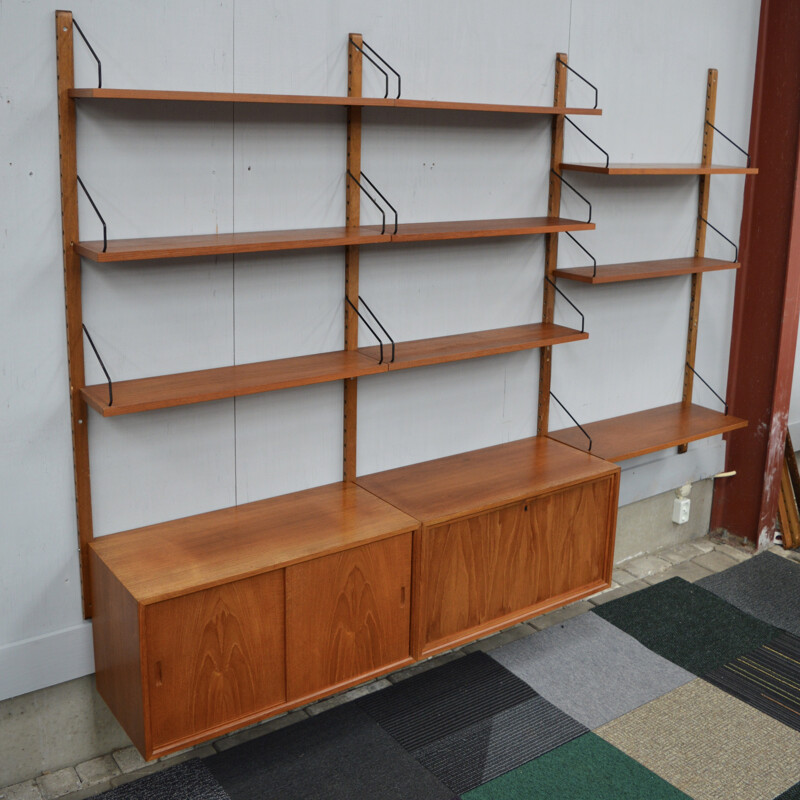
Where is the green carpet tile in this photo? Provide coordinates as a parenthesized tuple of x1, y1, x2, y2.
(592, 576, 779, 674)
(461, 732, 690, 800)
(698, 552, 800, 635)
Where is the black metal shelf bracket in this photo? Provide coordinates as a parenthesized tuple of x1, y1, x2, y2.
(545, 276, 585, 333)
(72, 19, 102, 89)
(550, 392, 592, 451)
(705, 121, 752, 167)
(562, 232, 598, 278)
(349, 38, 401, 99)
(550, 169, 593, 224)
(563, 117, 610, 169)
(345, 296, 395, 365)
(347, 170, 397, 235)
(556, 58, 599, 109)
(699, 216, 739, 263)
(76, 176, 107, 253)
(82, 324, 112, 406)
(686, 362, 728, 415)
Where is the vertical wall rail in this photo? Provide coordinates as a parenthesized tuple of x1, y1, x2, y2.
(343, 33, 363, 482)
(56, 11, 94, 618)
(679, 68, 717, 453)
(537, 53, 568, 436)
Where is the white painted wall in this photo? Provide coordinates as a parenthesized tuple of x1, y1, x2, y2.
(0, 0, 760, 700)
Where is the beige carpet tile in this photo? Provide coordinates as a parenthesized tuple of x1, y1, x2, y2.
(596, 679, 800, 800)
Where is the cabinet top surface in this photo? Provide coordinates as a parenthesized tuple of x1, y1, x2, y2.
(355, 436, 618, 526)
(69, 88, 602, 116)
(89, 482, 419, 604)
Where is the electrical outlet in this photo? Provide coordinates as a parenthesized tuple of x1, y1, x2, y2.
(672, 496, 690, 524)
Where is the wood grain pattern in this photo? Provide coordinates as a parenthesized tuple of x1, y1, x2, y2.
(559, 162, 758, 175)
(413, 476, 618, 655)
(547, 402, 748, 462)
(69, 87, 602, 115)
(57, 10, 95, 617)
(356, 435, 617, 526)
(76, 217, 596, 262)
(358, 323, 587, 371)
(81, 350, 386, 416)
(553, 256, 739, 284)
(145, 571, 285, 751)
(89, 482, 419, 604)
(90, 551, 147, 755)
(285, 534, 412, 700)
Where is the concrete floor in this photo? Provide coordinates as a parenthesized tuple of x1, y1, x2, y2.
(4, 532, 792, 800)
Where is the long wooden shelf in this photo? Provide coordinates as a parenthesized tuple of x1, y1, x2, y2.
(359, 323, 587, 371)
(82, 323, 587, 416)
(553, 256, 739, 284)
(81, 350, 386, 416)
(89, 481, 419, 604)
(559, 162, 757, 175)
(75, 217, 595, 263)
(547, 402, 747, 462)
(356, 435, 618, 527)
(69, 87, 601, 115)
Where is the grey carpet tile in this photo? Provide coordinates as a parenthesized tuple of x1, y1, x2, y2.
(490, 612, 694, 729)
(413, 695, 587, 795)
(356, 652, 536, 752)
(91, 760, 229, 800)
(204, 704, 454, 800)
(704, 631, 800, 731)
(698, 552, 800, 635)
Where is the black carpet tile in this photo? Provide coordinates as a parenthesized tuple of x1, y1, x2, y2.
(705, 631, 800, 732)
(413, 695, 588, 795)
(592, 577, 780, 675)
(356, 652, 536, 751)
(698, 552, 800, 636)
(775, 781, 800, 799)
(92, 759, 230, 800)
(204, 703, 455, 800)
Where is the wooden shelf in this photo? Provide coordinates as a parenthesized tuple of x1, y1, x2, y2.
(359, 323, 587, 371)
(69, 87, 601, 116)
(559, 162, 757, 175)
(547, 402, 747, 462)
(75, 217, 595, 263)
(356, 435, 618, 526)
(553, 256, 740, 284)
(89, 482, 419, 604)
(81, 350, 385, 416)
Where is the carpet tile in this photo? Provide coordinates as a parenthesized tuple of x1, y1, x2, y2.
(490, 611, 694, 728)
(356, 652, 535, 751)
(94, 760, 230, 800)
(204, 704, 454, 800)
(413, 695, 586, 795)
(698, 552, 800, 635)
(705, 631, 800, 732)
(592, 576, 779, 674)
(461, 733, 691, 799)
(597, 679, 800, 800)
(775, 781, 800, 799)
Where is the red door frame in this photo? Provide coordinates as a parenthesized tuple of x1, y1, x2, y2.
(711, 0, 800, 546)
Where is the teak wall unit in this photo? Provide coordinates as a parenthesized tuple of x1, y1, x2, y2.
(56, 11, 751, 758)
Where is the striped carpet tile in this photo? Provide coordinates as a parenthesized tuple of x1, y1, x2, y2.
(704, 631, 800, 732)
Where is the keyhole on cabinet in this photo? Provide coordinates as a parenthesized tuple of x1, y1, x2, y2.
(400, 585, 406, 605)
(155, 661, 163, 687)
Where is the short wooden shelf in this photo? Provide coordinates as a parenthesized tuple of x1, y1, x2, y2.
(69, 87, 602, 115)
(359, 323, 587, 371)
(553, 256, 739, 284)
(356, 435, 617, 526)
(547, 402, 748, 462)
(559, 162, 757, 176)
(75, 217, 596, 263)
(89, 481, 419, 605)
(81, 350, 386, 416)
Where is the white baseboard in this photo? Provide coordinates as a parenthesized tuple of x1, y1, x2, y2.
(0, 622, 94, 701)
